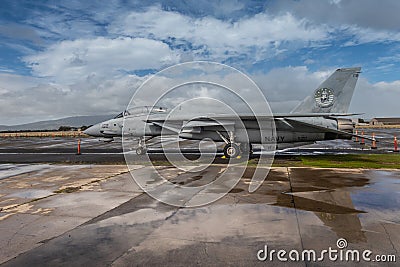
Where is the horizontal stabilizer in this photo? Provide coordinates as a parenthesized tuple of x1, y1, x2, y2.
(285, 118, 376, 142)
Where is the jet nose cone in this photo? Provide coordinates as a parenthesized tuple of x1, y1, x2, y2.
(83, 124, 102, 137)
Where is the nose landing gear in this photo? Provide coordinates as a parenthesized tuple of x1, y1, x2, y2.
(136, 146, 147, 155)
(135, 136, 154, 155)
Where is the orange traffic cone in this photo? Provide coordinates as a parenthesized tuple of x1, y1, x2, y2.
(371, 133, 377, 149)
(360, 130, 365, 145)
(354, 129, 359, 142)
(77, 139, 81, 155)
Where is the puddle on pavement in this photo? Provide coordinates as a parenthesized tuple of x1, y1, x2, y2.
(0, 164, 51, 180)
(350, 170, 400, 212)
(141, 165, 400, 245)
(9, 189, 53, 199)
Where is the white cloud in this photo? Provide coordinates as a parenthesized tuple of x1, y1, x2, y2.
(350, 78, 400, 118)
(23, 37, 180, 83)
(252, 66, 332, 102)
(373, 80, 400, 91)
(342, 26, 400, 46)
(252, 66, 400, 118)
(109, 6, 329, 61)
(266, 0, 400, 32)
(2, 66, 400, 125)
(0, 72, 146, 125)
(0, 73, 40, 92)
(4, 3, 400, 124)
(265, 0, 400, 46)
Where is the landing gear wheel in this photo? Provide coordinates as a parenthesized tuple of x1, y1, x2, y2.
(223, 143, 240, 158)
(136, 147, 147, 155)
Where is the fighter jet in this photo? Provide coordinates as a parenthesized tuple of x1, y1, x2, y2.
(83, 107, 167, 142)
(85, 67, 368, 157)
(82, 112, 124, 141)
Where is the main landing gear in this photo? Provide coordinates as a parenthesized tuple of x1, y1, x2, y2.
(223, 143, 240, 158)
(217, 131, 252, 159)
(222, 143, 253, 158)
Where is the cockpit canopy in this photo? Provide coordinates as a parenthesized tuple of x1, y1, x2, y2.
(114, 113, 123, 119)
(114, 106, 167, 118)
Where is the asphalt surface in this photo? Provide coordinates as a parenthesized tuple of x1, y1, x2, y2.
(0, 132, 399, 265)
(0, 164, 399, 266)
(0, 128, 399, 164)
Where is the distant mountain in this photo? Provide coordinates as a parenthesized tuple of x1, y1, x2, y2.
(0, 114, 115, 131)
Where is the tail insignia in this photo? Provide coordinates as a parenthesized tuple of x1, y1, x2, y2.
(314, 88, 334, 108)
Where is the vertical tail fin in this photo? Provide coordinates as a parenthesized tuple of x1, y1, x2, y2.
(291, 67, 361, 114)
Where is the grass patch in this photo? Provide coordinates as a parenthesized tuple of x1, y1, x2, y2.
(149, 160, 173, 166)
(247, 154, 400, 169)
(54, 186, 81, 193)
(298, 154, 400, 169)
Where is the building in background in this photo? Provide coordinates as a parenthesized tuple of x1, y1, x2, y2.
(369, 117, 400, 126)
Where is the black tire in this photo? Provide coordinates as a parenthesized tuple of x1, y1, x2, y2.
(136, 147, 146, 155)
(223, 143, 240, 158)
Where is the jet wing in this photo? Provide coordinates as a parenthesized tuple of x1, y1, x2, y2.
(150, 121, 180, 133)
(273, 112, 363, 118)
(150, 119, 235, 133)
(146, 113, 361, 123)
(233, 112, 362, 120)
(285, 118, 376, 142)
(147, 114, 371, 140)
(182, 120, 235, 133)
(183, 120, 235, 127)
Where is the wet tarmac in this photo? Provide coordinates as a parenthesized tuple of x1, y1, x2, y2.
(0, 129, 399, 164)
(0, 164, 399, 266)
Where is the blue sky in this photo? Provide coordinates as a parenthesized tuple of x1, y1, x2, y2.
(1, 0, 400, 124)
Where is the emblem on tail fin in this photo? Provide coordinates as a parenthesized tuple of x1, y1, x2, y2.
(291, 67, 360, 114)
(314, 87, 334, 108)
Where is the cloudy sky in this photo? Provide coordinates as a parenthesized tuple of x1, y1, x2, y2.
(1, 0, 400, 125)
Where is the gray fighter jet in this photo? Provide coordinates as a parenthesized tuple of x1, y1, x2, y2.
(85, 67, 368, 157)
(83, 112, 124, 141)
